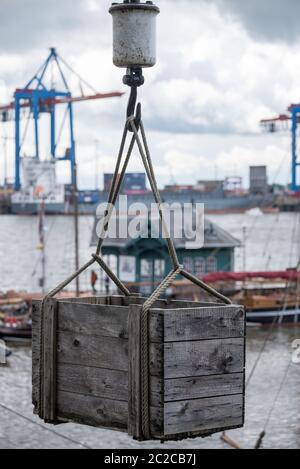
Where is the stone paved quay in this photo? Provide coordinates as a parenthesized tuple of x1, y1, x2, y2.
(1, 326, 300, 449)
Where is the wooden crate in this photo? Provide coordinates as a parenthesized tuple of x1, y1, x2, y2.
(32, 296, 246, 441)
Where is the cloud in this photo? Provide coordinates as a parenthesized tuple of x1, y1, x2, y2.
(216, 141, 291, 187)
(210, 0, 300, 44)
(0, 0, 297, 189)
(0, 0, 111, 53)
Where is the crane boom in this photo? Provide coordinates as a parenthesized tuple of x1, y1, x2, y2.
(0, 47, 124, 191)
(260, 114, 290, 125)
(0, 91, 124, 112)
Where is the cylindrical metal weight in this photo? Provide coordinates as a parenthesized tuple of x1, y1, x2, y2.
(109, 1, 160, 68)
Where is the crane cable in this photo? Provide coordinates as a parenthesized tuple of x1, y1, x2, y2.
(57, 53, 98, 95)
(31, 216, 57, 278)
(55, 105, 69, 151)
(249, 245, 300, 447)
(262, 212, 280, 260)
(202, 147, 291, 272)
(247, 148, 290, 239)
(254, 358, 292, 449)
(222, 313, 281, 450)
(20, 109, 32, 151)
(0, 402, 91, 449)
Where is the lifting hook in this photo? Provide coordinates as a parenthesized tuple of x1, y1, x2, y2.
(123, 67, 144, 131)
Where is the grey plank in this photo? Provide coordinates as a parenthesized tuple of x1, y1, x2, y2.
(57, 390, 128, 431)
(150, 344, 164, 377)
(61, 296, 108, 305)
(57, 299, 231, 344)
(149, 311, 164, 343)
(164, 394, 244, 436)
(32, 300, 41, 413)
(57, 391, 163, 437)
(122, 297, 210, 309)
(57, 331, 128, 371)
(164, 306, 245, 342)
(57, 364, 128, 402)
(163, 300, 220, 309)
(42, 299, 58, 422)
(164, 373, 244, 402)
(150, 377, 164, 407)
(128, 304, 142, 439)
(58, 302, 128, 339)
(109, 296, 125, 306)
(162, 338, 245, 379)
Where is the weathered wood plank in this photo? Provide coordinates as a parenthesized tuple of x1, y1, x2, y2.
(160, 338, 244, 379)
(57, 364, 128, 402)
(109, 296, 125, 306)
(163, 300, 221, 309)
(57, 298, 230, 343)
(42, 299, 58, 422)
(164, 394, 244, 436)
(164, 306, 245, 342)
(57, 390, 128, 431)
(164, 373, 244, 402)
(62, 297, 108, 305)
(58, 302, 174, 344)
(57, 332, 128, 371)
(122, 296, 211, 309)
(58, 302, 128, 339)
(57, 296, 220, 310)
(128, 304, 142, 439)
(57, 391, 163, 437)
(32, 300, 41, 413)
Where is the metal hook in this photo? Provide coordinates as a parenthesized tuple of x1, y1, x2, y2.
(123, 67, 144, 131)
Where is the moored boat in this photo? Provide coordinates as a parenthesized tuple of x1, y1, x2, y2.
(171, 270, 300, 325)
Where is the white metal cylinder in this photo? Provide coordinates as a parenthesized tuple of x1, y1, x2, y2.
(109, 2, 160, 68)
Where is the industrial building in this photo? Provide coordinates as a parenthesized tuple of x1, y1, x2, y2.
(249, 166, 268, 195)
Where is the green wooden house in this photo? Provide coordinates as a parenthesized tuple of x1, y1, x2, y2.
(91, 217, 240, 295)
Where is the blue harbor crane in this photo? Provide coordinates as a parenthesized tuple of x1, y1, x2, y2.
(0, 48, 123, 294)
(0, 47, 123, 191)
(260, 104, 300, 192)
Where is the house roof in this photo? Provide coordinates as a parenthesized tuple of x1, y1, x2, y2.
(90, 216, 240, 250)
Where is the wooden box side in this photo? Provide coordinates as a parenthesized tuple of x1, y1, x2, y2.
(55, 300, 130, 431)
(33, 296, 165, 437)
(32, 300, 42, 414)
(160, 304, 246, 439)
(32, 298, 58, 421)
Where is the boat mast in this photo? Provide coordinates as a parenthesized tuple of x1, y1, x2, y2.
(73, 161, 80, 296)
(38, 199, 46, 293)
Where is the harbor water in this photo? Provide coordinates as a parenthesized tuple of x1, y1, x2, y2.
(1, 212, 300, 293)
(0, 212, 300, 449)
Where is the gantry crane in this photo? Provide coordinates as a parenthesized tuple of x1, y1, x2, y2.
(260, 104, 300, 192)
(0, 48, 123, 190)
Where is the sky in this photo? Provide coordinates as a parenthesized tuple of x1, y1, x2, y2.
(0, 0, 299, 189)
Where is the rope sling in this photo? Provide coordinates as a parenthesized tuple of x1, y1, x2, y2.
(38, 87, 232, 439)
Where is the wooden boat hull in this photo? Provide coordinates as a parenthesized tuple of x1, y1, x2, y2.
(247, 309, 300, 325)
(0, 327, 32, 340)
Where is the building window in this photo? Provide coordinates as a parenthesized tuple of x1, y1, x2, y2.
(154, 259, 165, 277)
(141, 259, 152, 278)
(183, 257, 193, 273)
(206, 256, 217, 273)
(195, 257, 206, 275)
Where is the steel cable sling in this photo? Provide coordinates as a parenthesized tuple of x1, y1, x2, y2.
(38, 79, 232, 439)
